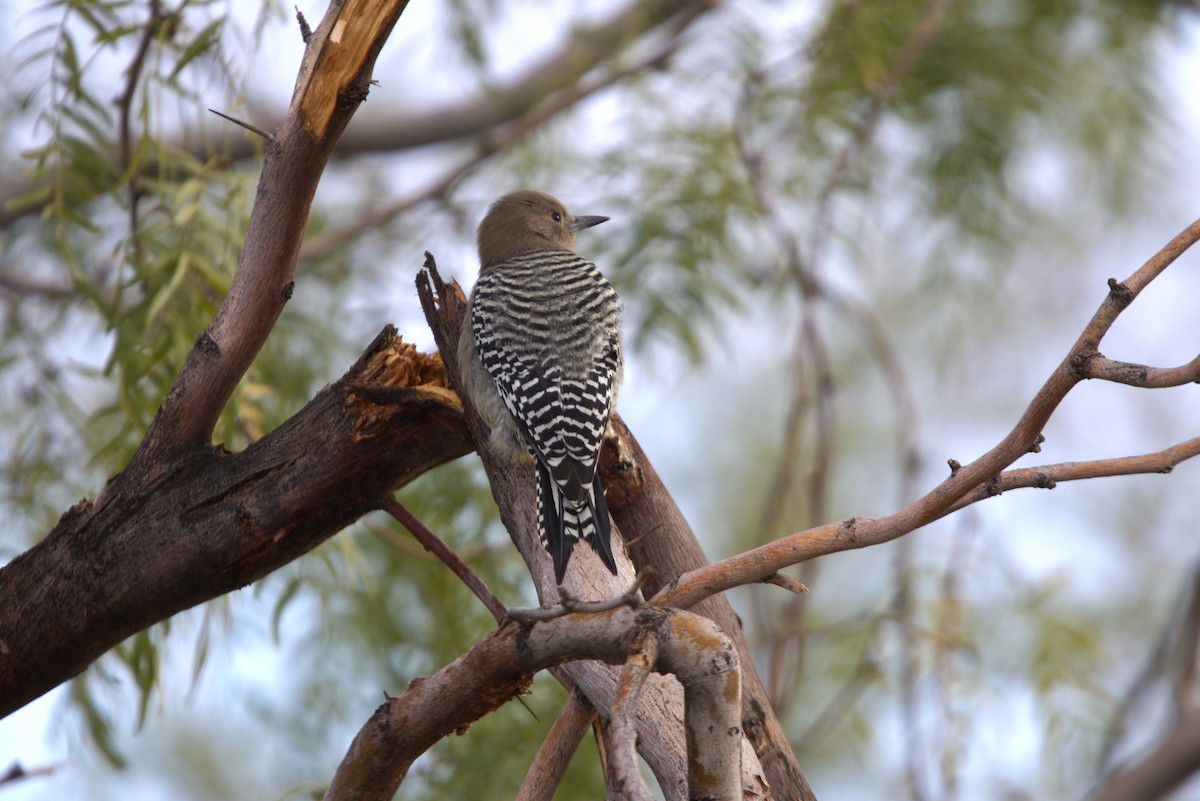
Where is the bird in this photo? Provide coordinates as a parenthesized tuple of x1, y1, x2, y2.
(457, 189, 623, 583)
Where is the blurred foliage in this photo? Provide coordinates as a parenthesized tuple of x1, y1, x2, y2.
(0, 0, 1195, 799)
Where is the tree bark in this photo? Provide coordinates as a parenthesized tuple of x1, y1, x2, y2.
(601, 416, 815, 800)
(0, 330, 469, 717)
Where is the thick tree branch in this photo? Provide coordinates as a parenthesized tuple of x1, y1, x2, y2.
(0, 329, 470, 717)
(656, 611, 743, 800)
(0, 0, 431, 719)
(324, 605, 741, 801)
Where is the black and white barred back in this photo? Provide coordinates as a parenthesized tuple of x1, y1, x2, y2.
(471, 249, 622, 582)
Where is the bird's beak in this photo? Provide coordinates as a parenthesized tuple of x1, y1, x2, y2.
(568, 215, 609, 232)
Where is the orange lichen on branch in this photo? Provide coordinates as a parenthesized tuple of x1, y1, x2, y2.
(668, 608, 731, 652)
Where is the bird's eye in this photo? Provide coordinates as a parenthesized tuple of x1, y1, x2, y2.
(551, 211, 562, 222)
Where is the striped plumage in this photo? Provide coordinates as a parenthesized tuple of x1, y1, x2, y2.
(457, 191, 623, 583)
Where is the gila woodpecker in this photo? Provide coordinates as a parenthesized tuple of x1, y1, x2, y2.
(458, 189, 623, 583)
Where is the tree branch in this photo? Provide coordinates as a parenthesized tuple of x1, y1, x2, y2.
(114, 0, 165, 266)
(133, 0, 412, 463)
(945, 436, 1200, 513)
(1083, 354, 1200, 388)
(384, 497, 508, 623)
(609, 631, 659, 801)
(1090, 710, 1200, 801)
(324, 604, 741, 801)
(654, 216, 1200, 609)
(0, 328, 470, 717)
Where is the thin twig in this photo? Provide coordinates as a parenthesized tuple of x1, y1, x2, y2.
(0, 761, 64, 787)
(508, 573, 648, 622)
(383, 496, 507, 623)
(654, 217, 1200, 611)
(760, 572, 809, 595)
(382, 497, 583, 695)
(944, 436, 1200, 514)
(295, 6, 312, 43)
(114, 0, 165, 272)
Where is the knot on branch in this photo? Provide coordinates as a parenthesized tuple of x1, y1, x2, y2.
(341, 81, 371, 107)
(1106, 277, 1135, 307)
(1032, 472, 1056, 490)
(840, 517, 858, 542)
(1069, 348, 1101, 378)
(194, 329, 221, 358)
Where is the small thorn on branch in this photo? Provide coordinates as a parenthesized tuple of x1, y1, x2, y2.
(1028, 433, 1045, 454)
(948, 458, 961, 475)
(208, 108, 274, 141)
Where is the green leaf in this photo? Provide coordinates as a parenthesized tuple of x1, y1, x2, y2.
(169, 17, 225, 81)
(146, 251, 191, 327)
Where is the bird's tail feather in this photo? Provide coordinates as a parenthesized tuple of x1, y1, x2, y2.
(537, 464, 618, 583)
(584, 474, 618, 576)
(537, 464, 573, 583)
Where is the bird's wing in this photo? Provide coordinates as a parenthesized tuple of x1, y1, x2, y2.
(471, 255, 620, 503)
(483, 339, 619, 504)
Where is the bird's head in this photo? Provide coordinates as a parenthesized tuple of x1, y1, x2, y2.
(477, 189, 609, 268)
